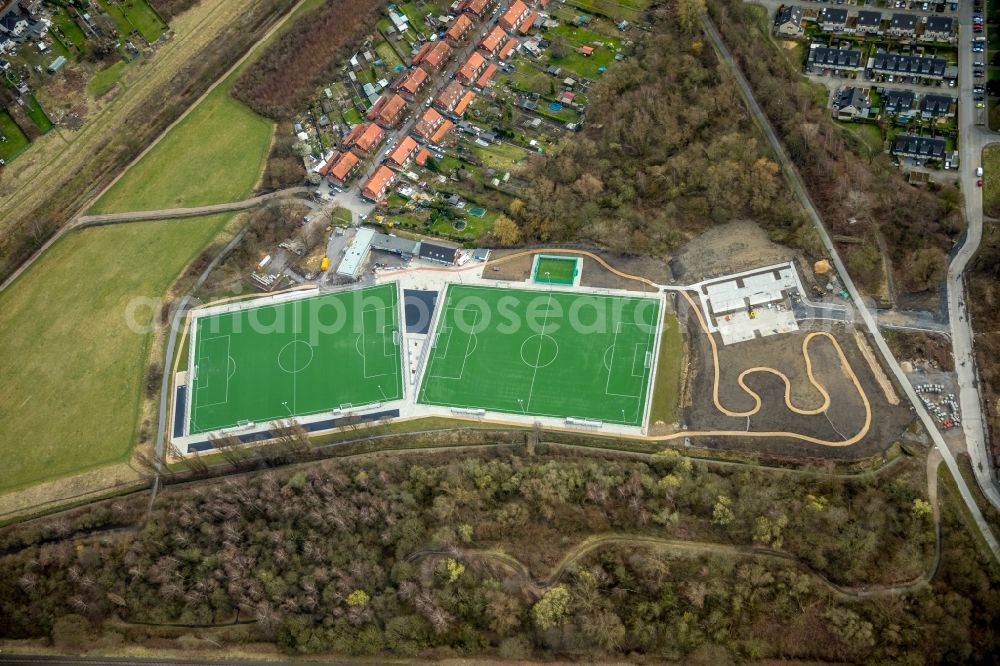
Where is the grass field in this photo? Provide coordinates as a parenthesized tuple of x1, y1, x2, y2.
(983, 144, 1000, 215)
(97, 0, 166, 44)
(91, 82, 274, 213)
(53, 7, 88, 46)
(0, 215, 231, 493)
(469, 140, 531, 171)
(418, 285, 661, 425)
(836, 121, 883, 159)
(0, 110, 31, 162)
(564, 0, 649, 20)
(24, 95, 52, 133)
(648, 310, 682, 425)
(88, 61, 128, 98)
(534, 255, 577, 284)
(189, 284, 403, 433)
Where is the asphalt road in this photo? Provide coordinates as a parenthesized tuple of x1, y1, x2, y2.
(949, 0, 1000, 508)
(702, 14, 1000, 558)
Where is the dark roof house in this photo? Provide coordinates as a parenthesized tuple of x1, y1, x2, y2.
(855, 10, 882, 34)
(891, 134, 945, 161)
(871, 52, 946, 79)
(922, 15, 954, 41)
(883, 89, 916, 114)
(919, 94, 955, 118)
(888, 13, 918, 36)
(806, 45, 863, 72)
(419, 241, 460, 264)
(818, 7, 848, 32)
(833, 86, 871, 120)
(774, 5, 803, 37)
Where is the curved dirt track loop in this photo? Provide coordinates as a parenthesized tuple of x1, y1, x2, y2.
(408, 532, 933, 600)
(383, 248, 873, 447)
(675, 289, 872, 446)
(725, 334, 833, 417)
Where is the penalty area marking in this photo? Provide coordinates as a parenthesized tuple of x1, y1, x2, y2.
(427, 308, 480, 381)
(194, 334, 232, 409)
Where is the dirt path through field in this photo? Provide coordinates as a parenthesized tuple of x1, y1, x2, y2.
(408, 529, 937, 600)
(0, 0, 265, 232)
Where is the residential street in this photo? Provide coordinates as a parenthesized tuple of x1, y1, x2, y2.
(346, 0, 513, 200)
(949, 0, 1000, 507)
(702, 13, 1000, 558)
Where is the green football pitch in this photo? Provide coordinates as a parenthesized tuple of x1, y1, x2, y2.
(534, 256, 577, 285)
(188, 284, 402, 434)
(418, 285, 661, 425)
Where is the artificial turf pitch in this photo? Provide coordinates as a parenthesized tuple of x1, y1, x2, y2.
(188, 284, 402, 434)
(418, 285, 661, 425)
(534, 255, 577, 285)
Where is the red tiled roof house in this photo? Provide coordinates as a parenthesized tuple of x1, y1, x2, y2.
(394, 66, 430, 98)
(322, 151, 360, 185)
(413, 107, 445, 141)
(411, 40, 452, 71)
(342, 122, 385, 155)
(387, 135, 419, 169)
(445, 14, 473, 43)
(479, 25, 508, 57)
(456, 52, 487, 85)
(362, 165, 396, 201)
(499, 0, 529, 32)
(367, 93, 407, 128)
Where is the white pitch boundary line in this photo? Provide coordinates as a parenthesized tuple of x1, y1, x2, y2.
(523, 291, 553, 412)
(428, 309, 481, 381)
(421, 394, 641, 427)
(605, 322, 653, 408)
(433, 324, 454, 363)
(360, 306, 397, 380)
(292, 300, 299, 416)
(194, 334, 232, 409)
(384, 287, 404, 400)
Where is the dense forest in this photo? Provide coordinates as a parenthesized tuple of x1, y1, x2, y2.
(230, 0, 384, 119)
(512, 1, 962, 294)
(3, 447, 995, 662)
(512, 8, 810, 256)
(967, 226, 1000, 473)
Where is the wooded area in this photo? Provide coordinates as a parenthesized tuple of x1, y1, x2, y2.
(512, 9, 810, 256)
(512, 1, 962, 293)
(3, 447, 994, 662)
(968, 226, 1000, 473)
(706, 0, 962, 295)
(230, 0, 384, 119)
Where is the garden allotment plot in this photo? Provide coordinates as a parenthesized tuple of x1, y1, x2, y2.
(419, 285, 661, 425)
(188, 284, 402, 434)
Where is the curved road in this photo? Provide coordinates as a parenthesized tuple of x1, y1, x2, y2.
(701, 15, 1000, 559)
(950, 0, 1000, 512)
